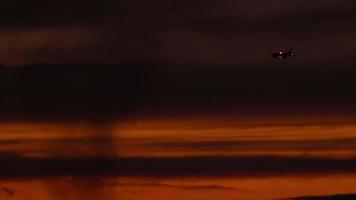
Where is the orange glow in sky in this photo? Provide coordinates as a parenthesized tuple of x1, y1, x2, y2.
(1, 114, 356, 199)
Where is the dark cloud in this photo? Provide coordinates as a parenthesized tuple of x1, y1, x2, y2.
(2, 153, 356, 179)
(0, 0, 117, 29)
(0, 64, 355, 121)
(0, 0, 354, 65)
(4, 136, 356, 158)
(1, 186, 15, 196)
(1, 0, 354, 30)
(133, 66, 356, 117)
(0, 64, 153, 121)
(287, 193, 356, 200)
(114, 182, 236, 191)
(149, 138, 356, 152)
(0, 0, 220, 29)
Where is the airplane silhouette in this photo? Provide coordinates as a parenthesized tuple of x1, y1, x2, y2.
(269, 48, 295, 61)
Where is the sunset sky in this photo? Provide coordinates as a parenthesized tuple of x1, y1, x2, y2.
(0, 0, 356, 200)
(0, 0, 355, 66)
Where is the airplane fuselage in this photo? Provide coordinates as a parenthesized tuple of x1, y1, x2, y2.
(270, 49, 295, 60)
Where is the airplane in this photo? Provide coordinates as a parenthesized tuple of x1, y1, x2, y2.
(269, 48, 295, 61)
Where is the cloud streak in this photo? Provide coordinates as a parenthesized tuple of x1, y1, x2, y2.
(148, 137, 356, 152)
(1, 153, 356, 179)
(287, 194, 356, 200)
(114, 182, 237, 191)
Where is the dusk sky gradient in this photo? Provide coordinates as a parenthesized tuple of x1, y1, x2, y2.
(0, 1, 355, 200)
